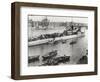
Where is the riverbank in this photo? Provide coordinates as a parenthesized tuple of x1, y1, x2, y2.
(28, 34, 84, 46)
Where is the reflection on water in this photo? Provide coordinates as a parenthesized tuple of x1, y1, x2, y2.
(28, 30, 88, 66)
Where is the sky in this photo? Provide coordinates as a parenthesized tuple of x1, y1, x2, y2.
(28, 15, 88, 24)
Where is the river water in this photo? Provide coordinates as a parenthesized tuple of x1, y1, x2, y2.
(28, 29, 88, 66)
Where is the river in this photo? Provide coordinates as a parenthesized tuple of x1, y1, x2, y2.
(28, 28, 88, 66)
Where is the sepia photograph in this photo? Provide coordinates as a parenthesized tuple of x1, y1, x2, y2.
(28, 15, 88, 66)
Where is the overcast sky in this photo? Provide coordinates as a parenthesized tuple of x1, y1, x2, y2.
(28, 15, 88, 24)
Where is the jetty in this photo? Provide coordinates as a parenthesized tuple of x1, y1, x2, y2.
(28, 34, 84, 46)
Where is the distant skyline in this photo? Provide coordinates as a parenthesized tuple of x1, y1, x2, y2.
(28, 15, 88, 24)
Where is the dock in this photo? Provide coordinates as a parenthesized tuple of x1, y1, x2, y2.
(28, 34, 84, 46)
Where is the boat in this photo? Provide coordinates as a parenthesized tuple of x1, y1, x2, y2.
(70, 41, 77, 45)
(61, 39, 67, 44)
(42, 50, 57, 61)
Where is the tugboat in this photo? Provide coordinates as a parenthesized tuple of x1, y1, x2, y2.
(70, 40, 77, 45)
(42, 50, 57, 61)
(42, 55, 70, 66)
